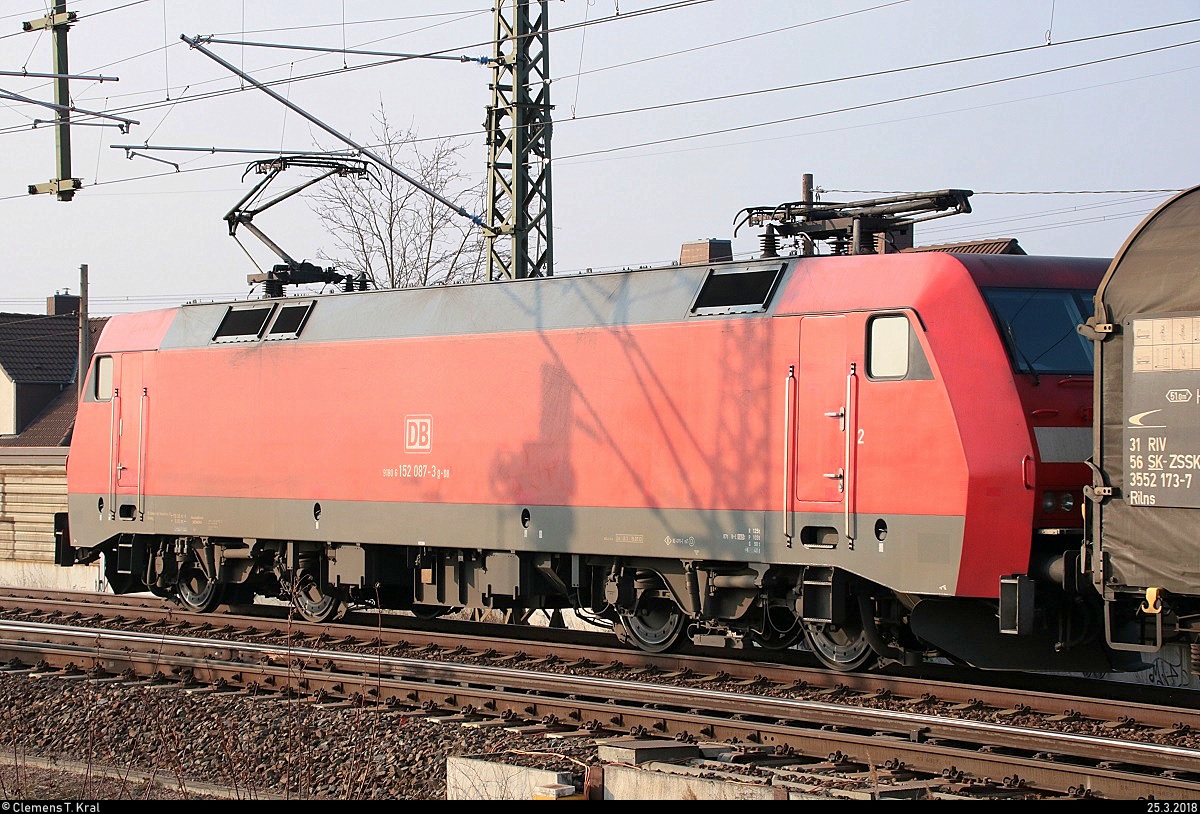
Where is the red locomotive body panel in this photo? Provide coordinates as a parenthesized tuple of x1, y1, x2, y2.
(80, 320, 784, 509)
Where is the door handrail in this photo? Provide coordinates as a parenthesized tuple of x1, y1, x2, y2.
(108, 387, 118, 520)
(844, 362, 858, 543)
(137, 386, 147, 519)
(783, 365, 795, 548)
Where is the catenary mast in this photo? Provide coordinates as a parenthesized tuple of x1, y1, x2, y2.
(485, 0, 555, 280)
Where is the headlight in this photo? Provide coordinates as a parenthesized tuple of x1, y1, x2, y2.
(1041, 492, 1076, 513)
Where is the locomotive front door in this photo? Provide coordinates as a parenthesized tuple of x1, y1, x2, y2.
(793, 315, 857, 541)
(112, 353, 144, 519)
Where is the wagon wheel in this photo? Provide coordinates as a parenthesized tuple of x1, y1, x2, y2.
(618, 596, 685, 653)
(802, 619, 876, 671)
(292, 573, 346, 623)
(176, 562, 223, 613)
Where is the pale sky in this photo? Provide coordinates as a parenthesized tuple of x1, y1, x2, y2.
(0, 0, 1196, 315)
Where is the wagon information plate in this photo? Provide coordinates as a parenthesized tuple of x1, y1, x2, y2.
(1123, 312, 1200, 508)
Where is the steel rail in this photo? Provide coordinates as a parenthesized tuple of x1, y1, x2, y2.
(2, 619, 1199, 799)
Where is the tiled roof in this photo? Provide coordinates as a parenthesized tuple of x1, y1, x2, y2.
(0, 312, 81, 383)
(904, 238, 1027, 255)
(0, 386, 76, 447)
(0, 315, 108, 447)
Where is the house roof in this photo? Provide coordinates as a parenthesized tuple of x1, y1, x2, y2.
(0, 312, 83, 383)
(0, 315, 108, 447)
(0, 386, 77, 447)
(904, 237, 1027, 255)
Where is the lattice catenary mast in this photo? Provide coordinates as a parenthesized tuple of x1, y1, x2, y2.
(485, 0, 554, 281)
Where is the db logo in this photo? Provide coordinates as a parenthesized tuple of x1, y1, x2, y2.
(405, 415, 432, 453)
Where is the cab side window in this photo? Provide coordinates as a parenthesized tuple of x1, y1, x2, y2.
(94, 356, 114, 400)
(867, 314, 933, 380)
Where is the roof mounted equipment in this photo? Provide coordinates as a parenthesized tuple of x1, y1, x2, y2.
(225, 155, 376, 297)
(734, 189, 973, 257)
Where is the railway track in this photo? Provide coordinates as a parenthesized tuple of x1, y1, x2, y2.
(1, 588, 1199, 799)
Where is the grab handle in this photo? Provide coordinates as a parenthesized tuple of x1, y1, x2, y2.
(783, 365, 796, 547)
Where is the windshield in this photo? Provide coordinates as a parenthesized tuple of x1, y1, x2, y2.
(982, 287, 1095, 375)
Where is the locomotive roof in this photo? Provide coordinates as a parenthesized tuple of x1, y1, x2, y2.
(157, 259, 791, 349)
(92, 250, 1109, 354)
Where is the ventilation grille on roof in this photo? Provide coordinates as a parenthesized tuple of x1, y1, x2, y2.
(213, 304, 275, 342)
(212, 300, 316, 343)
(690, 263, 785, 316)
(265, 302, 314, 340)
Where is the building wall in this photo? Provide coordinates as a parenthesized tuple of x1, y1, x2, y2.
(0, 373, 14, 435)
(0, 446, 102, 590)
(0, 447, 67, 563)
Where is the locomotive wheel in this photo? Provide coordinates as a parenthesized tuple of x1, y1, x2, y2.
(618, 598, 685, 653)
(293, 575, 346, 623)
(803, 620, 876, 672)
(176, 563, 223, 613)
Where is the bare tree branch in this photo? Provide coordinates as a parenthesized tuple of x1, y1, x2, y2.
(308, 103, 486, 288)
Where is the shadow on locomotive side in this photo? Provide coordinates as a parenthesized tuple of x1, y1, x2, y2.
(51, 185, 1200, 675)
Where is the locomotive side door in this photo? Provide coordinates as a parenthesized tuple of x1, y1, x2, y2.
(793, 314, 856, 544)
(112, 352, 144, 520)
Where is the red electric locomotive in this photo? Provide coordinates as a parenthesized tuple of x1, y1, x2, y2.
(54, 189, 1127, 672)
